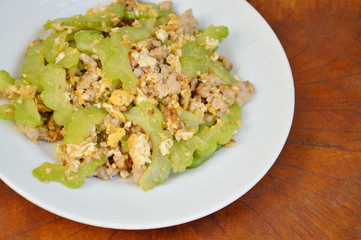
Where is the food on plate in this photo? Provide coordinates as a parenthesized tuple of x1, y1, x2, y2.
(0, 0, 254, 190)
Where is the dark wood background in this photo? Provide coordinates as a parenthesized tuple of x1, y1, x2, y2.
(1, 0, 361, 239)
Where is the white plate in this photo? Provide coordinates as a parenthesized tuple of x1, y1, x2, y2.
(0, 0, 294, 229)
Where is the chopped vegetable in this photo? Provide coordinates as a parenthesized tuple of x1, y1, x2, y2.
(189, 104, 242, 168)
(33, 157, 107, 188)
(170, 136, 207, 172)
(210, 61, 237, 85)
(195, 25, 229, 45)
(44, 31, 68, 64)
(13, 96, 42, 128)
(74, 30, 104, 53)
(178, 108, 203, 132)
(0, 104, 14, 120)
(0, 70, 15, 93)
(55, 47, 81, 69)
(180, 42, 212, 77)
(125, 102, 173, 190)
(44, 3, 125, 32)
(63, 106, 107, 144)
(94, 36, 138, 90)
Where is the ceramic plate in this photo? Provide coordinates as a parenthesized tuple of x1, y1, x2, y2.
(0, 0, 294, 229)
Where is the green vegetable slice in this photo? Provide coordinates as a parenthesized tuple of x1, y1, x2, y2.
(180, 43, 212, 78)
(94, 36, 138, 90)
(74, 30, 104, 53)
(188, 103, 242, 168)
(170, 136, 207, 172)
(139, 17, 156, 32)
(181, 42, 212, 58)
(39, 65, 67, 109)
(125, 102, 173, 190)
(195, 25, 229, 45)
(63, 106, 107, 144)
(33, 157, 107, 188)
(124, 9, 173, 20)
(21, 42, 46, 91)
(178, 108, 203, 133)
(53, 102, 73, 127)
(13, 96, 42, 128)
(38, 64, 73, 127)
(117, 26, 152, 42)
(44, 3, 125, 32)
(180, 26, 229, 78)
(44, 31, 68, 64)
(209, 61, 237, 85)
(0, 104, 14, 120)
(124, 10, 150, 20)
(38, 64, 74, 127)
(55, 47, 81, 69)
(0, 70, 15, 93)
(22, 42, 45, 74)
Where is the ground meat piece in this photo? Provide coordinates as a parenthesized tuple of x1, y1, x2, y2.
(132, 165, 146, 184)
(72, 55, 104, 106)
(154, 65, 181, 98)
(72, 70, 101, 106)
(150, 39, 162, 49)
(158, 1, 173, 10)
(196, 83, 211, 98)
(15, 125, 41, 143)
(134, 67, 144, 78)
(15, 116, 64, 144)
(92, 148, 129, 180)
(93, 165, 119, 180)
(155, 72, 181, 98)
(234, 81, 255, 106)
(220, 85, 236, 104)
(180, 88, 191, 109)
(188, 97, 207, 118)
(195, 73, 244, 115)
(201, 73, 224, 86)
(150, 46, 167, 60)
(190, 77, 198, 91)
(209, 96, 228, 113)
(178, 9, 198, 34)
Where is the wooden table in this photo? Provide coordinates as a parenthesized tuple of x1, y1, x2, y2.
(1, 0, 360, 239)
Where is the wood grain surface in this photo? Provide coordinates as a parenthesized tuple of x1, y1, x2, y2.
(1, 0, 361, 239)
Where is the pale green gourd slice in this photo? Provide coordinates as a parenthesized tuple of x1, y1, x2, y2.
(0, 70, 15, 93)
(125, 102, 173, 190)
(33, 157, 107, 188)
(13, 96, 42, 128)
(63, 107, 107, 144)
